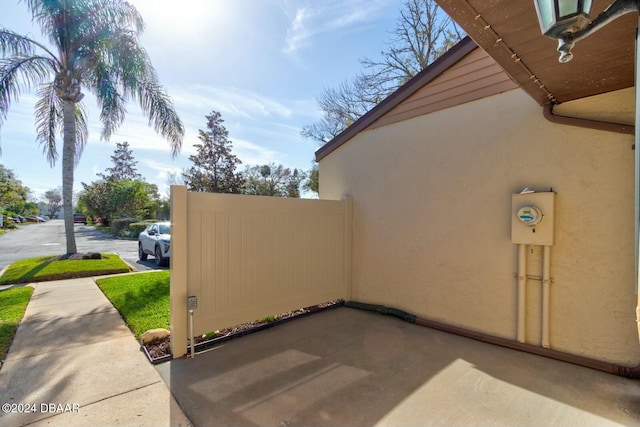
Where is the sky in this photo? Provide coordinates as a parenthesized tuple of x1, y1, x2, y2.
(0, 0, 402, 200)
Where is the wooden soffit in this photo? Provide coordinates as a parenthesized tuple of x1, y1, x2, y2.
(436, 0, 637, 105)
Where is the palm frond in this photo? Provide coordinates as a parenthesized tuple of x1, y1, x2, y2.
(0, 55, 56, 124)
(25, 0, 145, 55)
(0, 28, 60, 63)
(111, 32, 184, 154)
(20, 0, 183, 157)
(102, 30, 151, 86)
(95, 0, 145, 34)
(34, 83, 88, 167)
(89, 62, 125, 140)
(137, 79, 184, 157)
(24, 0, 79, 52)
(0, 29, 37, 56)
(85, 29, 184, 155)
(74, 102, 88, 166)
(34, 82, 59, 166)
(22, 0, 62, 32)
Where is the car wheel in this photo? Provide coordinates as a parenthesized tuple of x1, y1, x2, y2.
(155, 245, 165, 266)
(138, 243, 148, 261)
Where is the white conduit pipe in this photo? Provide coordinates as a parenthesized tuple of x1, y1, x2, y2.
(189, 309, 195, 358)
(517, 244, 527, 343)
(542, 246, 551, 348)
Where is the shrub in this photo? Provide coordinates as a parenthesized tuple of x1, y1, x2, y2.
(2, 222, 17, 230)
(127, 220, 156, 238)
(109, 218, 141, 238)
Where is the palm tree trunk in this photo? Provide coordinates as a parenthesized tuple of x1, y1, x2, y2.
(62, 100, 77, 254)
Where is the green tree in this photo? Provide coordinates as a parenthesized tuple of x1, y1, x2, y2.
(43, 188, 62, 218)
(0, 165, 29, 210)
(78, 179, 158, 221)
(285, 168, 305, 198)
(79, 140, 158, 221)
(183, 111, 244, 194)
(304, 163, 319, 196)
(0, 0, 184, 254)
(243, 163, 305, 198)
(109, 179, 158, 219)
(98, 141, 142, 182)
(77, 181, 111, 221)
(302, 0, 462, 143)
(23, 201, 39, 216)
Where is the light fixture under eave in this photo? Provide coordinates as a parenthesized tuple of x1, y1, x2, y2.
(533, 0, 639, 62)
(534, 0, 593, 38)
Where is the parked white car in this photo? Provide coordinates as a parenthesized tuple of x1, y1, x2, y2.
(138, 222, 171, 267)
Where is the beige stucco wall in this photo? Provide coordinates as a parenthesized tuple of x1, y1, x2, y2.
(319, 88, 640, 365)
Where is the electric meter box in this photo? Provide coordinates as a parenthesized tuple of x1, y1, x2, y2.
(511, 191, 555, 246)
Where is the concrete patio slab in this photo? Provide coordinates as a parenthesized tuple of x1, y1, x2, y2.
(157, 307, 640, 427)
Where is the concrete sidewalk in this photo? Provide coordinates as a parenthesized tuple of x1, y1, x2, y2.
(0, 277, 191, 427)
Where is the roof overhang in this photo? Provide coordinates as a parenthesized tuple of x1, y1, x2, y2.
(436, 0, 637, 105)
(315, 37, 477, 161)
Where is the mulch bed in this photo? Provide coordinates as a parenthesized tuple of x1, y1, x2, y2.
(47, 252, 103, 261)
(143, 300, 343, 363)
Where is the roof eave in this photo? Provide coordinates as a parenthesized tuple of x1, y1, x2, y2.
(315, 36, 477, 162)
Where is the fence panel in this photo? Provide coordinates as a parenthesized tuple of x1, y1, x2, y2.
(170, 186, 351, 358)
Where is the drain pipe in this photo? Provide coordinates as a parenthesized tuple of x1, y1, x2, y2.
(542, 246, 551, 348)
(517, 244, 527, 343)
(543, 103, 634, 135)
(544, 103, 638, 342)
(344, 300, 640, 379)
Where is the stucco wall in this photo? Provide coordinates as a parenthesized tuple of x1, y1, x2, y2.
(319, 89, 640, 365)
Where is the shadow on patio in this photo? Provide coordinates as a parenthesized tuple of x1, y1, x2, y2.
(157, 307, 640, 427)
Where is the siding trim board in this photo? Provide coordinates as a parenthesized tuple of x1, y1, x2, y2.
(315, 36, 478, 162)
(370, 48, 517, 130)
(315, 37, 519, 161)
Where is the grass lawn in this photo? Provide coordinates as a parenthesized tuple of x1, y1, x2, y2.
(0, 286, 34, 360)
(0, 254, 130, 285)
(96, 271, 170, 339)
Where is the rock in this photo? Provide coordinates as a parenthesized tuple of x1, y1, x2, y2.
(84, 252, 102, 259)
(62, 252, 102, 260)
(141, 328, 170, 344)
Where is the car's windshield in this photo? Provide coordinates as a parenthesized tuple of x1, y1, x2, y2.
(158, 224, 171, 235)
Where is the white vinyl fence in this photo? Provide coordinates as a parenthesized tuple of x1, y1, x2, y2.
(170, 186, 352, 358)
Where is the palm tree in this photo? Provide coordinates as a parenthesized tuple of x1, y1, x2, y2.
(0, 0, 184, 254)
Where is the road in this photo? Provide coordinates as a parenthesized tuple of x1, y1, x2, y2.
(0, 219, 166, 272)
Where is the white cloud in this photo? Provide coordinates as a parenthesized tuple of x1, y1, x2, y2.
(141, 159, 183, 174)
(284, 8, 310, 55)
(170, 85, 293, 121)
(282, 0, 392, 56)
(233, 138, 279, 166)
(140, 159, 184, 194)
(111, 124, 176, 153)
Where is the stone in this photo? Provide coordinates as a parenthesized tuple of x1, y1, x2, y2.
(140, 328, 170, 344)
